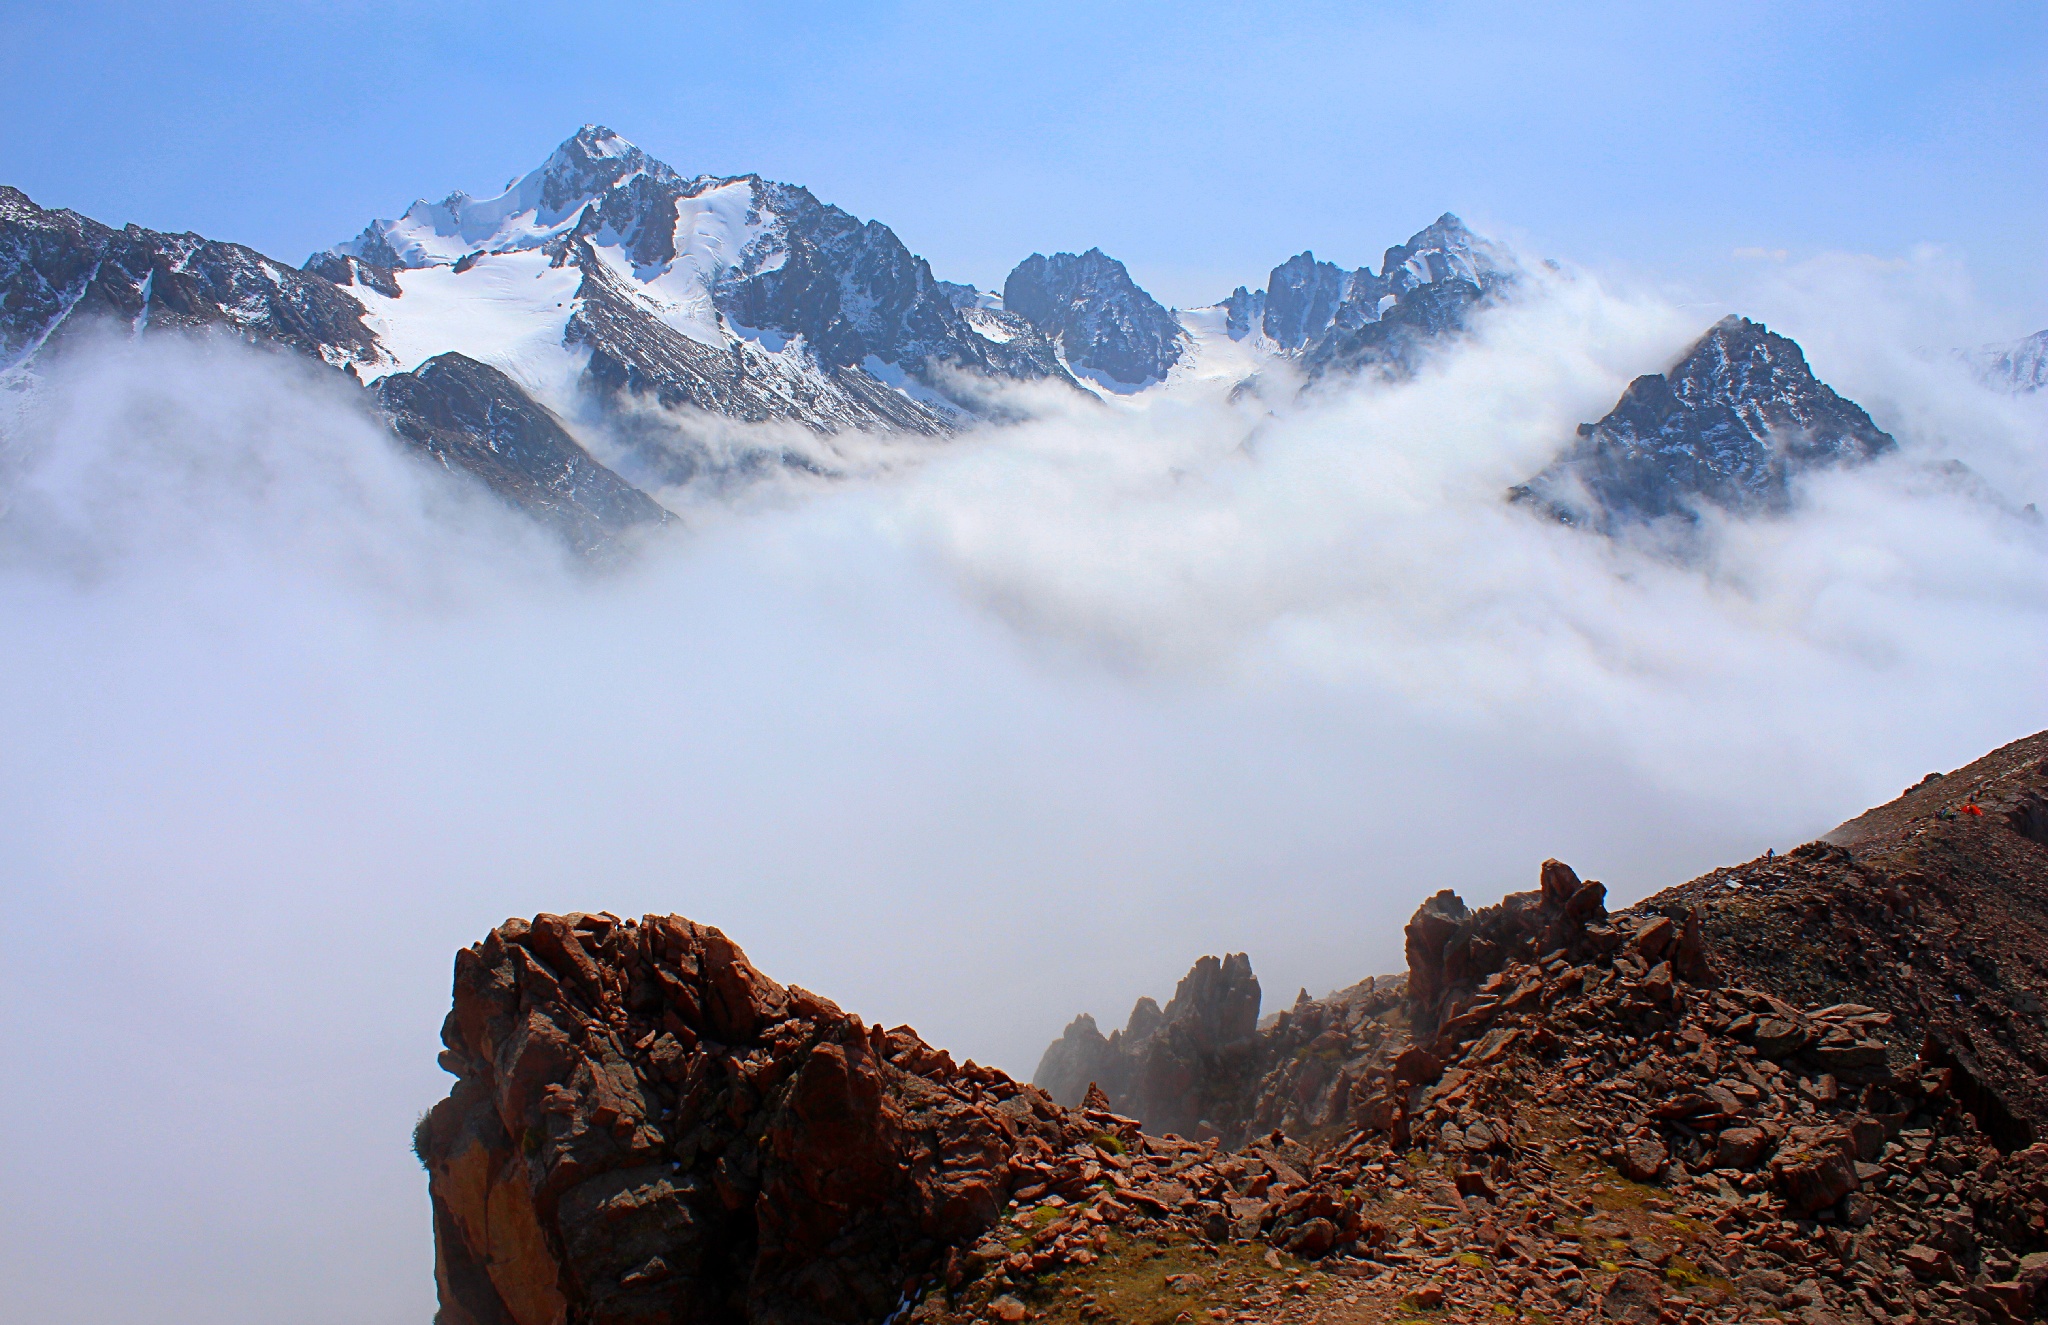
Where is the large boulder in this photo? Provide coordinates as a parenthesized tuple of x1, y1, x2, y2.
(423, 912, 1085, 1325)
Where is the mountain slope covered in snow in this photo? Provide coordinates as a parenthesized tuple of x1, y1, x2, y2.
(315, 125, 1080, 471)
(0, 183, 667, 554)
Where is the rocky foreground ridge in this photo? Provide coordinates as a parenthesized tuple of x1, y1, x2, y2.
(422, 731, 2048, 1325)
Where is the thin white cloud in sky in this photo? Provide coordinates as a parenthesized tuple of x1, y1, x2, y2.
(0, 252, 2043, 1323)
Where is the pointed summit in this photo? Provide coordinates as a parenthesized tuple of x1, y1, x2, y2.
(1377, 212, 1513, 296)
(1218, 213, 1516, 370)
(1002, 247, 1186, 388)
(324, 125, 678, 270)
(1511, 315, 1895, 529)
(531, 125, 669, 216)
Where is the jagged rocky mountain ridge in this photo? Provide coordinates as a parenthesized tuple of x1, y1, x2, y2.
(0, 182, 669, 552)
(1033, 732, 2048, 1155)
(1510, 315, 1898, 530)
(322, 126, 1078, 440)
(1033, 953, 1272, 1142)
(1033, 953, 1412, 1153)
(0, 184, 384, 373)
(1215, 212, 1516, 379)
(422, 727, 2048, 1325)
(1001, 248, 1187, 389)
(1, 125, 1958, 551)
(376, 352, 673, 554)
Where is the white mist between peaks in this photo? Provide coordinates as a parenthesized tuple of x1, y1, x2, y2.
(0, 255, 2042, 1325)
(843, 256, 2046, 789)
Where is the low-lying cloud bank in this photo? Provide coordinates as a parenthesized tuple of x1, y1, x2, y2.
(0, 254, 2042, 1323)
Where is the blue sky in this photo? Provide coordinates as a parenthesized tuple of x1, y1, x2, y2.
(3, 0, 2042, 322)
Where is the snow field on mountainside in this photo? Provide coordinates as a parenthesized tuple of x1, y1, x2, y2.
(344, 250, 581, 378)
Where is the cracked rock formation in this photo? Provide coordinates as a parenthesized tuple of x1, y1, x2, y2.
(422, 913, 1094, 1325)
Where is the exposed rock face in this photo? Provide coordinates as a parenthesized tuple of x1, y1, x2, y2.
(1302, 274, 1488, 381)
(715, 181, 1070, 390)
(1510, 315, 1896, 530)
(1229, 975, 1407, 1144)
(558, 229, 950, 489)
(1001, 249, 1186, 387)
(423, 912, 1095, 1325)
(1258, 252, 1349, 352)
(1217, 214, 1515, 381)
(1400, 857, 1641, 1036)
(0, 184, 385, 373)
(375, 353, 672, 555)
(1218, 285, 1265, 341)
(302, 250, 403, 299)
(324, 124, 1078, 459)
(1644, 729, 2048, 1149)
(1034, 957, 1423, 1149)
(1123, 954, 1263, 1139)
(1031, 1013, 1121, 1111)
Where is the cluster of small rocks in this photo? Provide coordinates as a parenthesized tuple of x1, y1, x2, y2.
(952, 1094, 1381, 1291)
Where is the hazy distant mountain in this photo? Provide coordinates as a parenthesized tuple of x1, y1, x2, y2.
(1510, 315, 1896, 530)
(376, 352, 673, 555)
(1969, 329, 2048, 393)
(0, 183, 667, 554)
(0, 185, 383, 373)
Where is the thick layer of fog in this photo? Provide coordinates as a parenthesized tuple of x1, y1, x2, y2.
(1, 255, 2042, 1323)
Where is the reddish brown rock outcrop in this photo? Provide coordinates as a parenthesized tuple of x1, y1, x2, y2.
(428, 730, 2048, 1325)
(422, 913, 1092, 1325)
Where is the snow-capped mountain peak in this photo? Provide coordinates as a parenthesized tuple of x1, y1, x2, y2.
(1377, 212, 1511, 294)
(305, 126, 1081, 494)
(328, 125, 700, 273)
(1509, 314, 1896, 529)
